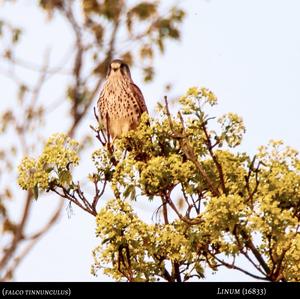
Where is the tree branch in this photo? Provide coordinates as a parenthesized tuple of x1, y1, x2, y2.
(240, 230, 271, 277)
(0, 191, 32, 270)
(201, 121, 227, 194)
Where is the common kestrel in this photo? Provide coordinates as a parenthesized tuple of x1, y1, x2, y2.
(97, 59, 148, 140)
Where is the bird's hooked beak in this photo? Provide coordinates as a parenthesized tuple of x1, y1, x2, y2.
(107, 59, 131, 79)
(110, 61, 121, 73)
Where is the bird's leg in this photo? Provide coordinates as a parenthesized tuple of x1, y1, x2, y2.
(106, 138, 118, 166)
(107, 140, 114, 155)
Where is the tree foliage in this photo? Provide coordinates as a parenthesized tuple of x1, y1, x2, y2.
(18, 87, 300, 282)
(0, 0, 184, 280)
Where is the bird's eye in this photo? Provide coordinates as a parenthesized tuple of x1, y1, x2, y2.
(119, 63, 127, 75)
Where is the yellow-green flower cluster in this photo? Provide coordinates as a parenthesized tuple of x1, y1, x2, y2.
(179, 87, 218, 114)
(90, 87, 300, 281)
(243, 162, 298, 279)
(203, 194, 249, 234)
(93, 198, 197, 281)
(248, 195, 298, 243)
(93, 198, 158, 281)
(115, 113, 162, 158)
(17, 157, 37, 190)
(153, 223, 191, 261)
(138, 154, 195, 195)
(215, 150, 248, 194)
(218, 113, 245, 147)
(39, 133, 79, 169)
(256, 141, 300, 210)
(282, 234, 300, 281)
(17, 86, 298, 281)
(18, 133, 79, 191)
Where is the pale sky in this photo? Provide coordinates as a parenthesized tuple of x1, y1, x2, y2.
(1, 0, 300, 281)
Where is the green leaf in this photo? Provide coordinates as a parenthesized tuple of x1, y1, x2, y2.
(33, 185, 39, 200)
(12, 28, 22, 44)
(195, 263, 205, 278)
(123, 184, 135, 199)
(0, 20, 3, 36)
(58, 170, 72, 185)
(130, 186, 136, 201)
(129, 2, 157, 20)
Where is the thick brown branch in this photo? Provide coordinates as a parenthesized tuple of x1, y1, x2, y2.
(163, 268, 173, 282)
(173, 261, 182, 282)
(272, 246, 289, 281)
(233, 227, 266, 276)
(0, 238, 35, 282)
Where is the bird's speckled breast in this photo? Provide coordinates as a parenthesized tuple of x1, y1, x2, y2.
(99, 79, 140, 139)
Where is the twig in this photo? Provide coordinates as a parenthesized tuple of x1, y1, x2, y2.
(51, 187, 96, 217)
(164, 190, 202, 225)
(92, 179, 106, 213)
(161, 195, 169, 225)
(233, 226, 266, 276)
(240, 230, 271, 276)
(245, 156, 260, 206)
(201, 121, 227, 194)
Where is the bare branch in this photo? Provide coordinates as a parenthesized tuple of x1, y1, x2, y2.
(50, 187, 96, 217)
(208, 250, 270, 281)
(164, 190, 202, 225)
(161, 195, 169, 225)
(0, 191, 32, 270)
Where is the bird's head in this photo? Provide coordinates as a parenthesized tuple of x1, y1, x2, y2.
(107, 59, 132, 80)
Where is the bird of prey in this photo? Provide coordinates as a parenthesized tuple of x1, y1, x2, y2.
(97, 59, 148, 140)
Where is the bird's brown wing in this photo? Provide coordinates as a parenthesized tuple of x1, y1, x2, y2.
(130, 83, 148, 114)
(97, 87, 108, 127)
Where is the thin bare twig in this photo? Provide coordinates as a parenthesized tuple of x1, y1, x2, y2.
(208, 250, 269, 281)
(164, 190, 202, 225)
(161, 195, 169, 225)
